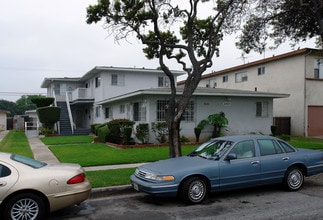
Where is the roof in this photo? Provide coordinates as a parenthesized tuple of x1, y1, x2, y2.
(0, 110, 10, 115)
(41, 77, 81, 88)
(80, 66, 186, 81)
(178, 47, 322, 85)
(96, 87, 289, 105)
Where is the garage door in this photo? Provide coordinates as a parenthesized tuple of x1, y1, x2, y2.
(308, 106, 323, 136)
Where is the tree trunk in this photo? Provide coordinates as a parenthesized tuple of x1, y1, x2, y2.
(168, 119, 182, 158)
(165, 97, 182, 158)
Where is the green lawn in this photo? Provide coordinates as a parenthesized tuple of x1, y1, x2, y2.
(49, 142, 196, 167)
(0, 131, 33, 157)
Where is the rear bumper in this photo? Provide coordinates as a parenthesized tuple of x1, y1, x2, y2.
(48, 181, 92, 212)
(130, 174, 178, 197)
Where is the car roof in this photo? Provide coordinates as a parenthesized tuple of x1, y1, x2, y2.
(214, 135, 277, 142)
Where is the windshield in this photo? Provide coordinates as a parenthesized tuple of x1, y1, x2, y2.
(189, 140, 233, 160)
(11, 154, 47, 168)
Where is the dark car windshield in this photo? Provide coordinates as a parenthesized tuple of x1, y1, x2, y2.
(189, 140, 233, 160)
(11, 154, 47, 168)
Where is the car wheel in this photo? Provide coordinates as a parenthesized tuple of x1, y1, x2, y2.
(179, 176, 207, 204)
(284, 167, 304, 191)
(3, 193, 45, 220)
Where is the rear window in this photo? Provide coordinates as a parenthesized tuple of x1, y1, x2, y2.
(11, 154, 47, 168)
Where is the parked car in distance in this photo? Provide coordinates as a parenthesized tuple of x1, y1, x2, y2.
(131, 135, 323, 204)
(0, 153, 91, 220)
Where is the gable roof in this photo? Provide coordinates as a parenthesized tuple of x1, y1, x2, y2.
(97, 87, 289, 105)
(80, 66, 186, 81)
(178, 47, 322, 85)
(41, 77, 81, 88)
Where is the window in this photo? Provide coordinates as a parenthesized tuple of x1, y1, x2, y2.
(278, 141, 296, 153)
(258, 139, 283, 156)
(120, 104, 125, 114)
(111, 74, 125, 86)
(235, 72, 248, 83)
(256, 102, 268, 117)
(158, 76, 170, 87)
(314, 59, 323, 78)
(95, 76, 101, 88)
(258, 66, 265, 75)
(105, 107, 112, 119)
(223, 75, 228, 83)
(229, 140, 255, 159)
(133, 102, 146, 121)
(95, 106, 101, 118)
(206, 79, 217, 88)
(182, 101, 195, 121)
(157, 100, 168, 121)
(156, 100, 195, 122)
(0, 164, 11, 177)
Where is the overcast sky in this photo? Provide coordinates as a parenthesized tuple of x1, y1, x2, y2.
(0, 0, 316, 102)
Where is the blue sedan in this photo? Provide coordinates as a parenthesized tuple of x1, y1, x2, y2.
(131, 135, 323, 204)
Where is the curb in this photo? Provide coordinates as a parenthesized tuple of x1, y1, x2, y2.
(90, 184, 136, 199)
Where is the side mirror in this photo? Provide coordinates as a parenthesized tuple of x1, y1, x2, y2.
(226, 153, 237, 161)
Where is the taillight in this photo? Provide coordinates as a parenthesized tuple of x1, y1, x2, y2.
(67, 173, 85, 184)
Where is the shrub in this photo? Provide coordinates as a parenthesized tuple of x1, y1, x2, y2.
(106, 119, 135, 144)
(37, 106, 61, 130)
(151, 122, 168, 143)
(278, 134, 291, 141)
(98, 125, 109, 143)
(31, 97, 55, 107)
(135, 123, 150, 144)
(40, 127, 53, 135)
(94, 124, 106, 136)
(91, 124, 101, 134)
(124, 126, 133, 145)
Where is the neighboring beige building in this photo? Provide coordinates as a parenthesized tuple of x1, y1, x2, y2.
(0, 110, 10, 130)
(193, 48, 323, 136)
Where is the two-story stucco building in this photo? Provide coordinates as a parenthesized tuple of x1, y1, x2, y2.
(41, 66, 288, 143)
(195, 48, 323, 137)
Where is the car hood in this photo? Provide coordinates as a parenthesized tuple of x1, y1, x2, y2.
(140, 156, 217, 175)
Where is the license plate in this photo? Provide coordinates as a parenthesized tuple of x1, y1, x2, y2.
(133, 183, 139, 191)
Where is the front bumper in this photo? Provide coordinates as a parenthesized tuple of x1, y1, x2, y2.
(130, 174, 178, 197)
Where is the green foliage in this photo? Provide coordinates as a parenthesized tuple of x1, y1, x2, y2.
(236, 1, 323, 53)
(91, 124, 101, 134)
(135, 123, 149, 144)
(0, 95, 44, 117)
(98, 125, 109, 143)
(31, 96, 54, 107)
(106, 119, 135, 144)
(40, 127, 53, 135)
(278, 134, 291, 141)
(180, 135, 190, 143)
(124, 126, 133, 145)
(37, 106, 61, 129)
(151, 122, 168, 143)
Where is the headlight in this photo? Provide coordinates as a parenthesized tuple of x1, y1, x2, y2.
(135, 168, 174, 182)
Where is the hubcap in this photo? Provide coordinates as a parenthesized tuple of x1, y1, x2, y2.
(189, 180, 205, 201)
(289, 171, 302, 188)
(11, 198, 39, 220)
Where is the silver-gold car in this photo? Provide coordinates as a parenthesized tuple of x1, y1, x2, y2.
(0, 152, 91, 220)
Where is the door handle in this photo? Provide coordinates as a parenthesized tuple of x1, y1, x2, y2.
(0, 181, 7, 187)
(282, 157, 289, 161)
(251, 161, 260, 166)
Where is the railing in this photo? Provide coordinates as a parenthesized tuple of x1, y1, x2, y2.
(25, 121, 39, 137)
(70, 88, 92, 101)
(66, 92, 75, 134)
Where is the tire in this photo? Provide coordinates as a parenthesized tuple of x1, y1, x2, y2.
(283, 167, 304, 191)
(179, 176, 207, 204)
(3, 193, 45, 220)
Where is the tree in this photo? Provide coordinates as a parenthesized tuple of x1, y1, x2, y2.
(86, 0, 251, 157)
(236, 0, 323, 53)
